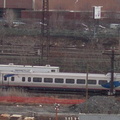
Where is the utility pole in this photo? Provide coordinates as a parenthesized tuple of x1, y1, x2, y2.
(41, 0, 50, 62)
(85, 64, 89, 113)
(110, 49, 115, 95)
(86, 64, 89, 100)
(42, 0, 49, 36)
(103, 48, 119, 95)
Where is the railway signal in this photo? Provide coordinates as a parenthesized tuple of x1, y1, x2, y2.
(54, 103, 60, 120)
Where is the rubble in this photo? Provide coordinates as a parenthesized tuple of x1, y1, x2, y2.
(69, 96, 120, 114)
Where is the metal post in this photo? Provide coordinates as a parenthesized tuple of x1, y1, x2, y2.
(110, 49, 114, 95)
(42, 0, 49, 36)
(42, 0, 50, 61)
(85, 64, 88, 113)
(54, 103, 60, 120)
(86, 64, 88, 100)
(55, 107, 58, 120)
(102, 48, 120, 95)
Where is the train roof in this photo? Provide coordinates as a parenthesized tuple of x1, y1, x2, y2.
(0, 63, 59, 69)
(0, 63, 59, 73)
(1, 71, 107, 78)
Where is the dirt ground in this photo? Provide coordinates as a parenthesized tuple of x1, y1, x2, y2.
(0, 91, 85, 116)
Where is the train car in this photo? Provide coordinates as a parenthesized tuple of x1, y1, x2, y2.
(0, 63, 59, 73)
(0, 70, 120, 95)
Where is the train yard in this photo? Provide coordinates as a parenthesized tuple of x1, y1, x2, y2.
(0, 1, 119, 119)
(0, 34, 113, 73)
(0, 23, 119, 119)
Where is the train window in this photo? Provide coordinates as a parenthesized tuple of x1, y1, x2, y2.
(4, 77, 7, 81)
(77, 79, 85, 84)
(66, 79, 74, 84)
(11, 77, 14, 81)
(44, 78, 53, 83)
(28, 77, 31, 82)
(33, 77, 42, 82)
(88, 79, 96, 84)
(55, 78, 64, 83)
(51, 70, 55, 72)
(22, 77, 25, 82)
(98, 80, 108, 85)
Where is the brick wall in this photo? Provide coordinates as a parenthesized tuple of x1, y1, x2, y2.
(0, 0, 120, 11)
(0, 0, 4, 8)
(33, 0, 120, 11)
(0, 0, 33, 9)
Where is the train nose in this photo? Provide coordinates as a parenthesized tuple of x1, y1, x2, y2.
(101, 81, 120, 88)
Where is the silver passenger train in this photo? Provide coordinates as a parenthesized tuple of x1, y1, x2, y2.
(1, 68, 120, 95)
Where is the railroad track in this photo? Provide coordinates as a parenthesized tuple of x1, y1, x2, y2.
(25, 89, 86, 99)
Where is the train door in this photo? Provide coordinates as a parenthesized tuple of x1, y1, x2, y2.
(2, 74, 9, 86)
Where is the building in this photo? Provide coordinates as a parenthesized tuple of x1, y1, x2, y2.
(0, 0, 120, 22)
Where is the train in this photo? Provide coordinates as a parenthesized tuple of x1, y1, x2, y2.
(0, 66, 120, 95)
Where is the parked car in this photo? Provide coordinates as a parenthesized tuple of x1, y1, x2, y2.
(12, 21, 26, 27)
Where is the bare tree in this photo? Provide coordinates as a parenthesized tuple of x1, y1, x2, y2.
(4, 9, 16, 27)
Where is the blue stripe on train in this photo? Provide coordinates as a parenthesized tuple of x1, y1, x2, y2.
(4, 74, 15, 77)
(101, 81, 120, 88)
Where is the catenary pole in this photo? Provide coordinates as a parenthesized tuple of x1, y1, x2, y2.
(103, 48, 120, 95)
